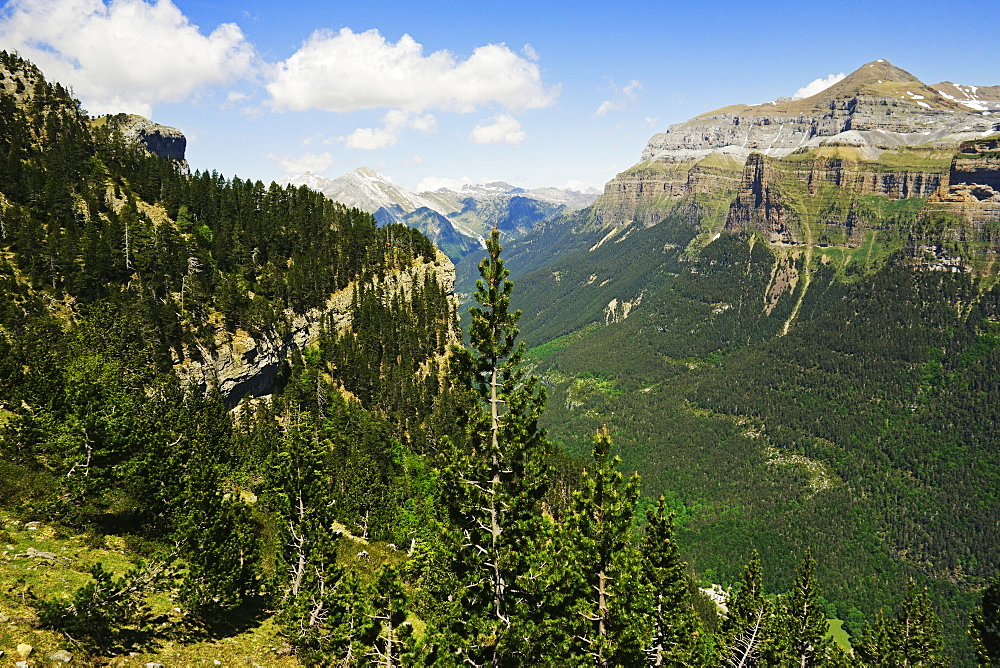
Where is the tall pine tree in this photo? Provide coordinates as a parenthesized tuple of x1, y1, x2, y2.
(641, 495, 713, 666)
(432, 227, 550, 664)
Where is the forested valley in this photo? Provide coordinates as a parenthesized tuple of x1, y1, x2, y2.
(0, 50, 998, 666)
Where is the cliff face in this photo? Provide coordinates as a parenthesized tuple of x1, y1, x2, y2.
(724, 149, 953, 244)
(174, 250, 459, 406)
(103, 113, 189, 172)
(928, 138, 1000, 248)
(949, 137, 1000, 191)
(590, 155, 744, 228)
(725, 154, 796, 243)
(642, 61, 999, 165)
(593, 60, 1000, 233)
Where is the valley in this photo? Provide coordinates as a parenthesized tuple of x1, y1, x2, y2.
(0, 48, 998, 666)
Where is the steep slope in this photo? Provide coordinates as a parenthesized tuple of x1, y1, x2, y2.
(591, 60, 1000, 231)
(507, 61, 1000, 665)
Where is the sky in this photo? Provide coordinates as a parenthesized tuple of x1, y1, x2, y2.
(1, 0, 997, 193)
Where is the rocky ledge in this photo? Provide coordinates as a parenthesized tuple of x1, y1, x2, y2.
(174, 250, 458, 407)
(103, 113, 189, 172)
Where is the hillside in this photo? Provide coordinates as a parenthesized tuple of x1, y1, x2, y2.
(2, 49, 997, 666)
(506, 61, 1000, 664)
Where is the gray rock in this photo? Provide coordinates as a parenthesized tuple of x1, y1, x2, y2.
(174, 250, 458, 407)
(104, 113, 189, 172)
(47, 649, 73, 663)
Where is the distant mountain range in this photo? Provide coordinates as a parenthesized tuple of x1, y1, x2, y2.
(280, 167, 599, 262)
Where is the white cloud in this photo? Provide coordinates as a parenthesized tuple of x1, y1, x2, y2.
(401, 156, 424, 168)
(595, 79, 642, 117)
(266, 151, 333, 174)
(415, 175, 475, 192)
(644, 116, 659, 128)
(521, 43, 539, 61)
(0, 0, 255, 117)
(469, 114, 525, 145)
(226, 91, 250, 103)
(267, 28, 557, 114)
(792, 72, 846, 100)
(561, 179, 599, 192)
(345, 109, 437, 150)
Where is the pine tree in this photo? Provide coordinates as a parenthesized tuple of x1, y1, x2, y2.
(432, 227, 550, 664)
(176, 443, 260, 622)
(641, 495, 713, 666)
(368, 564, 415, 667)
(775, 547, 835, 667)
(970, 576, 1000, 666)
(565, 427, 646, 666)
(855, 580, 946, 667)
(722, 552, 773, 668)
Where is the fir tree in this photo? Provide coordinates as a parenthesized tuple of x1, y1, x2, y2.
(565, 427, 646, 666)
(432, 227, 550, 664)
(855, 580, 946, 667)
(774, 547, 835, 667)
(970, 576, 1000, 666)
(641, 495, 713, 666)
(722, 552, 773, 668)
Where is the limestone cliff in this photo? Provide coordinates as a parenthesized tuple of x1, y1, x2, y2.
(174, 249, 459, 406)
(101, 113, 190, 173)
(642, 60, 998, 165)
(928, 137, 1000, 252)
(589, 154, 744, 229)
(594, 60, 999, 232)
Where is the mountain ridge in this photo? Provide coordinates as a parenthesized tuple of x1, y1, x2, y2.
(280, 167, 599, 262)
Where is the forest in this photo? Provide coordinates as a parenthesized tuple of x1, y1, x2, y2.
(0, 49, 998, 666)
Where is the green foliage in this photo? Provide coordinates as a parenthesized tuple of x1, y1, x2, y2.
(641, 496, 715, 665)
(721, 553, 774, 667)
(431, 228, 552, 664)
(35, 560, 166, 653)
(564, 428, 646, 665)
(855, 581, 946, 666)
(970, 576, 1000, 665)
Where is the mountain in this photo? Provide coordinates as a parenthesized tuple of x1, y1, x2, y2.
(588, 59, 999, 231)
(504, 60, 1000, 663)
(281, 167, 598, 262)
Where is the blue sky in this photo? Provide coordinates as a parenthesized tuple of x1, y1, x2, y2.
(1, 0, 997, 192)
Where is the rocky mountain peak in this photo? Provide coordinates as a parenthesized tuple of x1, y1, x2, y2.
(638, 60, 999, 168)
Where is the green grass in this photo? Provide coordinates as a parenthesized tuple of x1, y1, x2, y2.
(827, 617, 853, 651)
(0, 511, 406, 665)
(527, 322, 601, 362)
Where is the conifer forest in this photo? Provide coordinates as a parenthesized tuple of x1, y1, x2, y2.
(0, 50, 998, 666)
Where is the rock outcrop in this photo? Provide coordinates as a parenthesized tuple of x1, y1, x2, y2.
(174, 250, 458, 406)
(103, 113, 189, 172)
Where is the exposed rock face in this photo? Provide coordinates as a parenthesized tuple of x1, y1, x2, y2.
(174, 250, 458, 406)
(104, 113, 189, 172)
(594, 60, 1000, 232)
(726, 154, 796, 243)
(929, 137, 1000, 242)
(642, 61, 999, 165)
(725, 150, 953, 244)
(590, 156, 744, 228)
(950, 137, 1000, 191)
